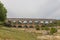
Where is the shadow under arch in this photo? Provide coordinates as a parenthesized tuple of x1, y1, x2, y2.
(13, 25, 16, 28)
(29, 26, 34, 28)
(18, 25, 22, 28)
(24, 25, 28, 28)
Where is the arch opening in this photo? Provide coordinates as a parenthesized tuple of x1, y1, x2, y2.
(23, 21, 28, 24)
(29, 21, 33, 24)
(34, 21, 39, 24)
(29, 26, 33, 28)
(13, 25, 16, 28)
(18, 21, 22, 24)
(18, 25, 22, 28)
(24, 25, 28, 28)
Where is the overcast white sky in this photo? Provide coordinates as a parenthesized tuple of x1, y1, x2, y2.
(0, 0, 60, 19)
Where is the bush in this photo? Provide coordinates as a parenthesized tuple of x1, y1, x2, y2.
(41, 27, 45, 30)
(0, 21, 4, 25)
(35, 25, 40, 30)
(44, 27, 49, 30)
(41, 27, 49, 30)
(50, 27, 57, 35)
(41, 24, 46, 27)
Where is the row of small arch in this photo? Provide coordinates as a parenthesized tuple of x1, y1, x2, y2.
(12, 25, 35, 28)
(10, 20, 53, 24)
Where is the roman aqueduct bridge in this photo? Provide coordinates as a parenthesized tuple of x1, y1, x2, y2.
(6, 18, 56, 28)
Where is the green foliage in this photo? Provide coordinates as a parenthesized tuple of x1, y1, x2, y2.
(56, 20, 60, 26)
(41, 24, 46, 27)
(0, 21, 4, 25)
(42, 23, 56, 27)
(35, 25, 40, 30)
(41, 27, 49, 30)
(48, 23, 54, 27)
(44, 27, 49, 30)
(0, 1, 7, 21)
(50, 27, 57, 35)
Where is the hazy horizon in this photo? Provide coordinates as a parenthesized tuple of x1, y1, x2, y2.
(1, 0, 60, 19)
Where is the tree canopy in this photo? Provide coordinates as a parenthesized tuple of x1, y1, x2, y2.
(0, 1, 7, 21)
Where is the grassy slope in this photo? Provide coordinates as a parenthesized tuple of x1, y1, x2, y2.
(0, 25, 36, 40)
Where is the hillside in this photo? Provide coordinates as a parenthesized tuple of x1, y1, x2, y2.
(0, 25, 36, 40)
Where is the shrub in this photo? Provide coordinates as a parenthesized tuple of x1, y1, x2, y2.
(41, 27, 45, 30)
(50, 27, 57, 35)
(35, 25, 40, 30)
(44, 27, 49, 30)
(41, 27, 49, 30)
(0, 21, 4, 25)
(41, 24, 46, 27)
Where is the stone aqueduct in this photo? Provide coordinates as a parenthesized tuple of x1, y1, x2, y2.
(6, 18, 56, 28)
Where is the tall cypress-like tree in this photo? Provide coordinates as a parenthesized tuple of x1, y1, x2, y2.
(0, 1, 7, 21)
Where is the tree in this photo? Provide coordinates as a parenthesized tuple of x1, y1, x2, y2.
(0, 1, 7, 21)
(50, 27, 57, 35)
(35, 25, 40, 30)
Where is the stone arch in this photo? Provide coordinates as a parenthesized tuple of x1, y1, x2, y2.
(24, 25, 28, 28)
(18, 20, 22, 24)
(23, 20, 28, 24)
(12, 20, 16, 24)
(40, 21, 44, 23)
(4, 20, 12, 27)
(34, 20, 39, 24)
(44, 21, 49, 24)
(29, 20, 33, 24)
(13, 25, 16, 27)
(50, 21, 52, 23)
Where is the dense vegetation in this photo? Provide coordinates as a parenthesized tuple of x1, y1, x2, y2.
(0, 1, 7, 21)
(50, 27, 57, 34)
(56, 20, 60, 26)
(35, 25, 40, 30)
